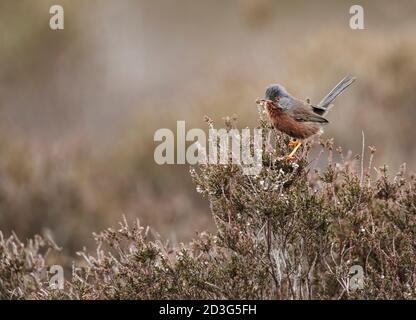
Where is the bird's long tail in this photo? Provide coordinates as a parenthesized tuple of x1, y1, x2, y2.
(316, 75, 356, 110)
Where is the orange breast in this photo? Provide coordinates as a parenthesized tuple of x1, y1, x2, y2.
(267, 107, 320, 139)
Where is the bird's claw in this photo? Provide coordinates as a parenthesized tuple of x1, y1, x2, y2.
(285, 155, 296, 162)
(288, 140, 300, 148)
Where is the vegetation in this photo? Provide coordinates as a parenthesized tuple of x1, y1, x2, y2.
(1, 113, 415, 300)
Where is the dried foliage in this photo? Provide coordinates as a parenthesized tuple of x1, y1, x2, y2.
(1, 112, 415, 300)
(0, 231, 59, 299)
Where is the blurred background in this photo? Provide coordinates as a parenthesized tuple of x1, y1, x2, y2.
(0, 0, 415, 258)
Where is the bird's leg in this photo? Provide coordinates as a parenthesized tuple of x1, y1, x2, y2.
(288, 139, 300, 148)
(286, 140, 302, 161)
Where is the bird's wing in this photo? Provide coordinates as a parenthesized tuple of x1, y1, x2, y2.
(311, 104, 328, 115)
(288, 100, 329, 123)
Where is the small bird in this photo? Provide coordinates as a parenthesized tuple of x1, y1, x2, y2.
(256, 75, 356, 160)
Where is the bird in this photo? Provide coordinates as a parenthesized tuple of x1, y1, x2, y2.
(256, 75, 356, 160)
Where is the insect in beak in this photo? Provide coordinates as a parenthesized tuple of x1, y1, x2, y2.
(256, 98, 276, 107)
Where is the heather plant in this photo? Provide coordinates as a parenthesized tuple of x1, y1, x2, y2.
(0, 231, 59, 299)
(1, 111, 415, 299)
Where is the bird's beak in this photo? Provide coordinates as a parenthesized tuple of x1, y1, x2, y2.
(255, 98, 271, 106)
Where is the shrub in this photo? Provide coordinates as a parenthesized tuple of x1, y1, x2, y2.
(0, 231, 59, 299)
(1, 112, 415, 299)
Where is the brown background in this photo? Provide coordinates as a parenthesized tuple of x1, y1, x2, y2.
(0, 0, 415, 256)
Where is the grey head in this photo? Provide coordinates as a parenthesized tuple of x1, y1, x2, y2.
(265, 84, 292, 109)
